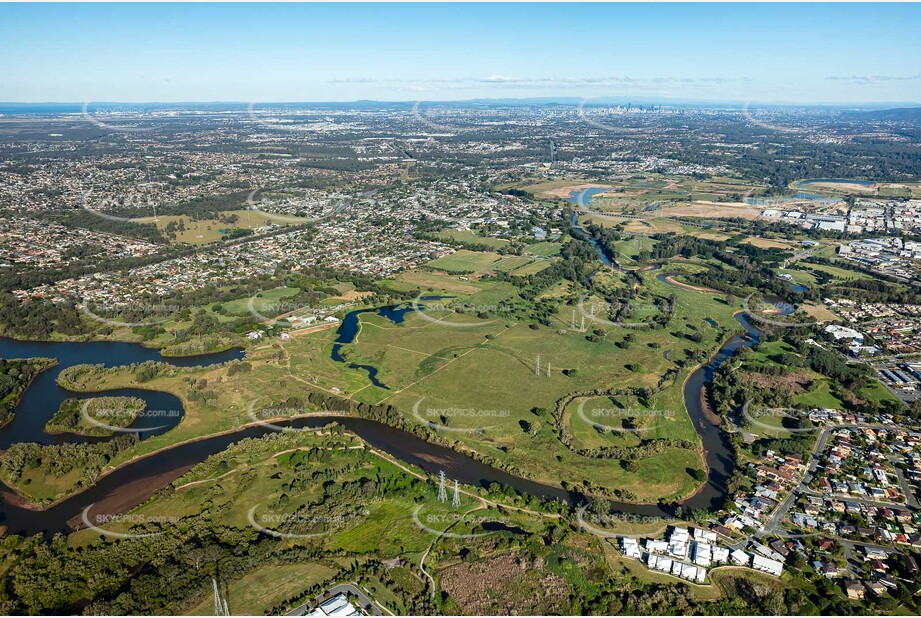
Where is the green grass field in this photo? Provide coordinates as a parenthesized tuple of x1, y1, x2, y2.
(800, 262, 871, 282)
(133, 209, 308, 245)
(217, 285, 302, 317)
(434, 229, 509, 249)
(525, 241, 562, 257)
(793, 380, 845, 409)
(54, 259, 747, 503)
(425, 250, 502, 273)
(182, 563, 336, 616)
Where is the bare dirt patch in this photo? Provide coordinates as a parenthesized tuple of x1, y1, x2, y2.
(542, 184, 612, 199)
(439, 552, 570, 614)
(801, 302, 840, 322)
(652, 201, 763, 220)
(742, 372, 812, 394)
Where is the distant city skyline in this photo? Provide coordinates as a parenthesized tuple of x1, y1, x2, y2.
(1, 3, 920, 104)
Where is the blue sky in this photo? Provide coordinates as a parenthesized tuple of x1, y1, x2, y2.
(1, 3, 919, 104)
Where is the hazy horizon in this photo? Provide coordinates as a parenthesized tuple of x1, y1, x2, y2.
(1, 97, 919, 110)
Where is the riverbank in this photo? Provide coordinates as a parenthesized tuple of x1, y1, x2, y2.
(659, 274, 719, 294)
(0, 357, 57, 430)
(0, 411, 354, 513)
(0, 329, 245, 359)
(0, 263, 761, 533)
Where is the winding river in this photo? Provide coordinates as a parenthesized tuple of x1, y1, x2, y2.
(0, 269, 769, 536)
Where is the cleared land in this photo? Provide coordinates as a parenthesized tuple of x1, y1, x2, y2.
(133, 209, 308, 245)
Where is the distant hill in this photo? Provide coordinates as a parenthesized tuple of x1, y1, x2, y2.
(849, 107, 921, 120)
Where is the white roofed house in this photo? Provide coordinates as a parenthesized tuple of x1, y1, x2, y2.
(668, 538, 688, 559)
(646, 539, 668, 555)
(620, 537, 641, 559)
(730, 549, 751, 567)
(751, 554, 784, 577)
(692, 541, 713, 567)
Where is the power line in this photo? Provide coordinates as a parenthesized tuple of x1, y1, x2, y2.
(437, 470, 447, 502)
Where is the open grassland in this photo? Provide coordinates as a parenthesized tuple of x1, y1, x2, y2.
(558, 175, 759, 214)
(425, 249, 550, 277)
(744, 237, 799, 250)
(801, 302, 840, 322)
(510, 260, 551, 276)
(182, 563, 336, 616)
(434, 229, 509, 249)
(343, 271, 742, 501)
(520, 179, 606, 199)
(218, 285, 302, 317)
(133, 209, 307, 245)
(800, 262, 872, 282)
(424, 250, 502, 273)
(55, 267, 746, 503)
(792, 179, 878, 195)
(525, 241, 562, 257)
(382, 270, 481, 294)
(778, 268, 818, 287)
(576, 212, 683, 235)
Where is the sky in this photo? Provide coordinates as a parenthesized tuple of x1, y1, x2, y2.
(1, 3, 920, 105)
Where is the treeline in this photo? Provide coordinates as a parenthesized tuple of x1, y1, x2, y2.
(45, 396, 145, 437)
(0, 357, 57, 427)
(38, 208, 166, 243)
(650, 234, 801, 300)
(496, 235, 600, 304)
(0, 261, 396, 343)
(0, 433, 138, 504)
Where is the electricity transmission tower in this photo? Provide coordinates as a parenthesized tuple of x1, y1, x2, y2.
(437, 470, 447, 502)
(213, 578, 229, 616)
(452, 479, 460, 507)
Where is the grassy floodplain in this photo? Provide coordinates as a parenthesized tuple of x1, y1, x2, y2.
(54, 257, 745, 504)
